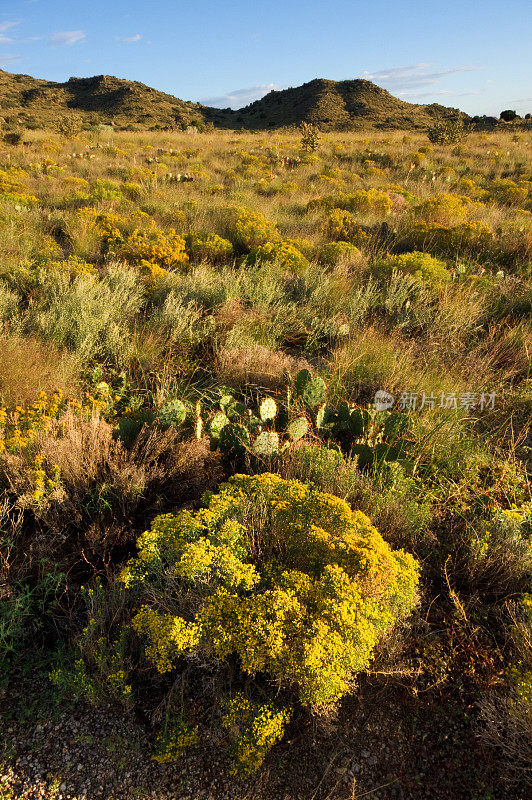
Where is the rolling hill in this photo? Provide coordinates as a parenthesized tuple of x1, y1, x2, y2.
(0, 69, 468, 131)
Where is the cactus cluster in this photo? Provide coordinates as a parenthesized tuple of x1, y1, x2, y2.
(207, 389, 308, 460)
(119, 368, 410, 469)
(291, 370, 411, 467)
(318, 401, 411, 467)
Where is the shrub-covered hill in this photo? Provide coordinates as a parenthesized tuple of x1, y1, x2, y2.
(0, 69, 469, 131)
(0, 70, 225, 130)
(235, 78, 468, 131)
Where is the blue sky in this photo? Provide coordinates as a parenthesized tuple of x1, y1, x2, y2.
(1, 0, 531, 116)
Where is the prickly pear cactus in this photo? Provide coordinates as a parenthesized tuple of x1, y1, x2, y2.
(383, 412, 409, 440)
(315, 403, 330, 430)
(158, 399, 187, 428)
(301, 375, 327, 408)
(195, 400, 203, 440)
(349, 408, 368, 438)
(219, 423, 250, 456)
(294, 370, 327, 408)
(294, 369, 312, 395)
(259, 397, 278, 423)
(287, 417, 309, 442)
(252, 431, 280, 457)
(226, 400, 248, 421)
(352, 443, 374, 468)
(210, 411, 230, 442)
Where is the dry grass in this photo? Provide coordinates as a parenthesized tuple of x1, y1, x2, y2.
(1, 411, 223, 570)
(477, 695, 532, 789)
(215, 342, 312, 390)
(0, 333, 80, 406)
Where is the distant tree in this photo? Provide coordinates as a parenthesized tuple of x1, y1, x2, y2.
(500, 109, 518, 122)
(525, 113, 531, 120)
(427, 117, 469, 145)
(57, 114, 83, 137)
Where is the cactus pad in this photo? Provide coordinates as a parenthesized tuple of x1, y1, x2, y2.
(287, 417, 309, 442)
(259, 397, 278, 422)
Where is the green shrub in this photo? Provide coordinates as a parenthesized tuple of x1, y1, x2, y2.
(26, 265, 145, 363)
(464, 505, 532, 599)
(500, 110, 518, 122)
(3, 129, 23, 146)
(57, 114, 84, 138)
(0, 280, 19, 321)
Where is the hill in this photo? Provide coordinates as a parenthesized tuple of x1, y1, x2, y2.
(0, 69, 468, 131)
(232, 78, 467, 130)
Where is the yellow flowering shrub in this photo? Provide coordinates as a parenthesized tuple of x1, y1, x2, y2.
(130, 607, 200, 673)
(0, 168, 38, 206)
(221, 693, 292, 776)
(487, 179, 531, 208)
(152, 717, 200, 763)
(50, 613, 133, 709)
(225, 206, 280, 251)
(31, 254, 97, 278)
(404, 220, 494, 255)
(248, 239, 309, 272)
(508, 665, 532, 703)
(0, 389, 113, 455)
(285, 237, 316, 260)
(308, 189, 392, 217)
(76, 207, 128, 251)
(377, 251, 451, 285)
(454, 178, 487, 201)
(122, 473, 419, 713)
(322, 209, 375, 247)
(186, 233, 233, 263)
(62, 175, 91, 191)
(122, 223, 189, 269)
(413, 193, 480, 225)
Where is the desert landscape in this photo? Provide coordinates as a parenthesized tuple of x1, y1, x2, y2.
(0, 10, 531, 798)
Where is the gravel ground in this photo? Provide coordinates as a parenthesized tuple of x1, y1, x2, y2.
(0, 676, 526, 800)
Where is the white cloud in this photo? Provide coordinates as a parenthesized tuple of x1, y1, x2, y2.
(360, 64, 481, 96)
(200, 83, 281, 109)
(0, 53, 22, 67)
(49, 30, 86, 47)
(0, 21, 21, 33)
(0, 35, 13, 44)
(401, 89, 480, 101)
(116, 33, 142, 43)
